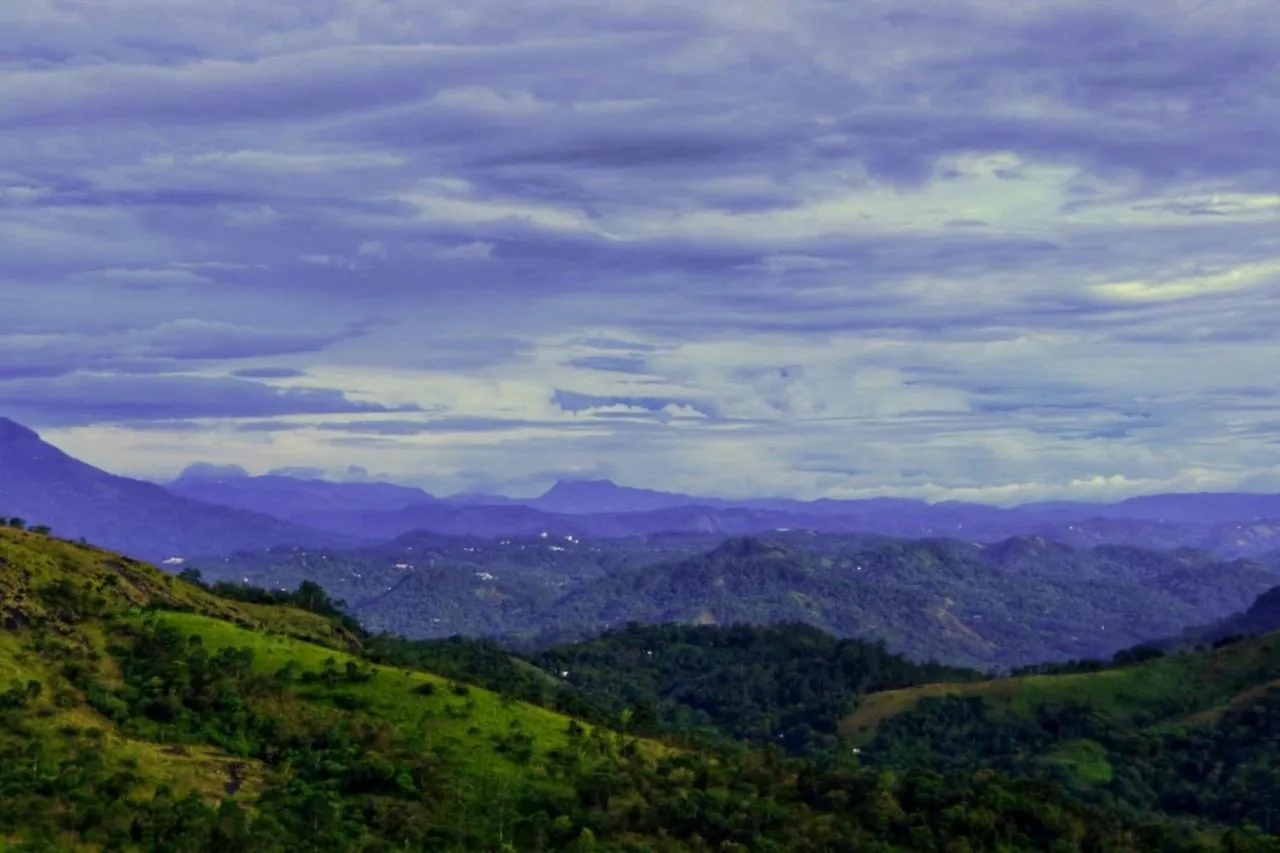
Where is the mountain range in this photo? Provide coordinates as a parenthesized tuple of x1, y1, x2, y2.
(0, 418, 358, 561)
(10, 522, 1279, 851)
(167, 452, 1280, 558)
(194, 528, 1280, 670)
(4, 415, 1280, 563)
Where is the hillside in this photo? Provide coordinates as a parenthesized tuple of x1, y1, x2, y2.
(159, 464, 1280, 559)
(533, 621, 984, 755)
(1165, 584, 1280, 648)
(0, 524, 359, 649)
(166, 469, 439, 519)
(5, 526, 1247, 851)
(838, 621, 1280, 834)
(526, 536, 1280, 668)
(0, 526, 658, 849)
(196, 531, 721, 637)
(201, 533, 1280, 669)
(0, 418, 356, 562)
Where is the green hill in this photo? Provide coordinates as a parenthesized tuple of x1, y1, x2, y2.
(532, 621, 985, 755)
(4, 525, 1280, 851)
(843, 632, 1280, 740)
(0, 525, 645, 849)
(840, 626, 1280, 833)
(0, 525, 360, 649)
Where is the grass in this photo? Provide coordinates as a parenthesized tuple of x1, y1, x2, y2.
(1039, 739, 1113, 786)
(0, 527, 357, 651)
(0, 524, 684, 852)
(2, 525, 648, 801)
(0, 634, 34, 683)
(0, 635, 261, 804)
(842, 632, 1280, 742)
(145, 611, 667, 784)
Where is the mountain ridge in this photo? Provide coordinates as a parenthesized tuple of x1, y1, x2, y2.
(0, 417, 359, 561)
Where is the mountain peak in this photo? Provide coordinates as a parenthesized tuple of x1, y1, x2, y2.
(544, 478, 621, 494)
(175, 462, 251, 481)
(532, 478, 698, 514)
(0, 417, 40, 443)
(709, 536, 789, 560)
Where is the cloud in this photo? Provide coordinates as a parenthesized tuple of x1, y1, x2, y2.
(177, 461, 249, 480)
(67, 267, 214, 288)
(267, 466, 327, 479)
(563, 354, 652, 374)
(4, 0, 1280, 500)
(1090, 259, 1280, 303)
(0, 374, 419, 427)
(0, 321, 356, 380)
(551, 389, 720, 419)
(231, 367, 309, 379)
(437, 240, 495, 260)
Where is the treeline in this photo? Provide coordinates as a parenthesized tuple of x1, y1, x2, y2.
(1, 516, 51, 534)
(9, 614, 1277, 852)
(175, 573, 988, 754)
(864, 688, 1280, 835)
(163, 565, 1280, 846)
(176, 567, 364, 636)
(533, 621, 985, 755)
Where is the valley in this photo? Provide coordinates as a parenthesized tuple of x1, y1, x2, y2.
(7, 419, 1280, 849)
(3, 524, 1280, 850)
(193, 531, 1280, 670)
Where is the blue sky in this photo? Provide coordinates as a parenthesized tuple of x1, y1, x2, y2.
(2, 0, 1279, 502)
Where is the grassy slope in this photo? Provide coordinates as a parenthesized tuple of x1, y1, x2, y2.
(0, 526, 359, 649)
(0, 526, 661, 829)
(0, 627, 263, 810)
(151, 611, 648, 780)
(0, 528, 294, 806)
(841, 630, 1280, 743)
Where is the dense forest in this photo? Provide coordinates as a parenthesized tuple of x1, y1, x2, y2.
(202, 533, 1280, 669)
(4, 525, 1280, 850)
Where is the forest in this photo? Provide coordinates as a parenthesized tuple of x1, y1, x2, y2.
(3, 525, 1280, 851)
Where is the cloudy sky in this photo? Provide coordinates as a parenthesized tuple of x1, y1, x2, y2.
(3, 0, 1279, 502)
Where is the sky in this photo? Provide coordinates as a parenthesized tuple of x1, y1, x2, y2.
(2, 0, 1279, 503)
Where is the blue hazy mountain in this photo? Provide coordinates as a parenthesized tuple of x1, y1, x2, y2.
(0, 417, 358, 561)
(168, 467, 441, 519)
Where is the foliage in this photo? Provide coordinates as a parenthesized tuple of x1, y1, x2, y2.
(8, 527, 1280, 850)
(205, 532, 1280, 669)
(533, 621, 983, 755)
(841, 628, 1280, 837)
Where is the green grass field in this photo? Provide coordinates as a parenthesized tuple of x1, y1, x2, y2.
(842, 632, 1280, 742)
(155, 613, 593, 750)
(0, 525, 665, 813)
(1039, 738, 1114, 785)
(0, 526, 357, 650)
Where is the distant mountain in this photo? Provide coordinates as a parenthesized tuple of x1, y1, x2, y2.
(1160, 582, 1280, 649)
(0, 417, 357, 561)
(285, 502, 855, 541)
(168, 470, 440, 519)
(1027, 516, 1280, 559)
(176, 469, 1280, 559)
(204, 530, 1280, 670)
(540, 535, 1280, 668)
(1105, 491, 1280, 524)
(529, 479, 700, 514)
(190, 531, 727, 638)
(1215, 585, 1280, 637)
